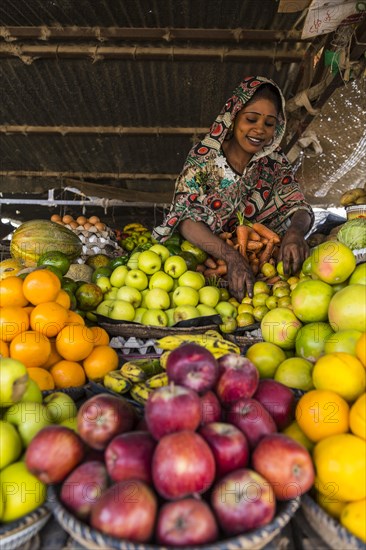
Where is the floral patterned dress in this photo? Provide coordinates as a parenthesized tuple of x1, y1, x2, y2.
(153, 76, 314, 240)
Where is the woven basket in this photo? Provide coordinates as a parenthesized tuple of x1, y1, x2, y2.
(225, 326, 263, 351)
(42, 385, 87, 402)
(301, 494, 365, 550)
(0, 506, 50, 550)
(98, 320, 219, 339)
(47, 485, 300, 550)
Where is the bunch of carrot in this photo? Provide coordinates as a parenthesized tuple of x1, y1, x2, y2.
(196, 213, 281, 280)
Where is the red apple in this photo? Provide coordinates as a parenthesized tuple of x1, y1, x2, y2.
(105, 431, 156, 484)
(145, 384, 201, 440)
(252, 433, 315, 500)
(90, 480, 157, 542)
(200, 390, 222, 425)
(227, 398, 277, 449)
(215, 354, 259, 406)
(77, 393, 136, 450)
(166, 343, 219, 393)
(60, 460, 108, 520)
(211, 468, 276, 535)
(152, 430, 216, 500)
(199, 422, 249, 477)
(156, 498, 218, 546)
(25, 426, 84, 484)
(253, 379, 296, 430)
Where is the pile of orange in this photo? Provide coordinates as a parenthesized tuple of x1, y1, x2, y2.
(0, 272, 118, 390)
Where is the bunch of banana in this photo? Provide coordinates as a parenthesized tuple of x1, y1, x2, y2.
(122, 222, 148, 233)
(145, 372, 169, 389)
(155, 332, 240, 356)
(130, 382, 154, 405)
(340, 187, 366, 207)
(120, 358, 163, 383)
(103, 371, 132, 395)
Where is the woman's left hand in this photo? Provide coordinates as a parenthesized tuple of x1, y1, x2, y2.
(279, 228, 309, 276)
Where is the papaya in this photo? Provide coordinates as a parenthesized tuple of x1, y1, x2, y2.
(10, 220, 82, 267)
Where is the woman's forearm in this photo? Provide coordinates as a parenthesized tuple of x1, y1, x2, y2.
(179, 219, 238, 263)
(287, 210, 312, 236)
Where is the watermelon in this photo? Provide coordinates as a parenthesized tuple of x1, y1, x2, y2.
(10, 220, 82, 267)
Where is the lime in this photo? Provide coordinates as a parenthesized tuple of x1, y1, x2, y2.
(237, 303, 254, 315)
(274, 357, 314, 391)
(219, 287, 230, 301)
(179, 251, 199, 271)
(45, 265, 63, 281)
(108, 256, 128, 270)
(91, 266, 113, 284)
(260, 263, 277, 278)
(253, 305, 269, 322)
(246, 341, 286, 378)
(265, 295, 278, 310)
(61, 277, 78, 294)
(75, 282, 104, 311)
(252, 293, 268, 307)
(236, 312, 255, 327)
(37, 251, 70, 275)
(253, 281, 271, 295)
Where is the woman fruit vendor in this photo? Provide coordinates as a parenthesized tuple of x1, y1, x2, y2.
(153, 76, 314, 300)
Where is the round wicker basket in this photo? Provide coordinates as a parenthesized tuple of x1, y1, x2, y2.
(0, 506, 50, 550)
(301, 494, 365, 550)
(42, 384, 87, 401)
(98, 321, 219, 339)
(47, 485, 300, 550)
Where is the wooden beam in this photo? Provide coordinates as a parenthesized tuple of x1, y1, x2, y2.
(0, 125, 208, 136)
(0, 171, 178, 181)
(0, 26, 311, 43)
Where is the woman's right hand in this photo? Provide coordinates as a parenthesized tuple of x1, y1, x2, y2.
(225, 251, 255, 302)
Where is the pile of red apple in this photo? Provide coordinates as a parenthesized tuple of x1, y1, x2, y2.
(25, 343, 315, 546)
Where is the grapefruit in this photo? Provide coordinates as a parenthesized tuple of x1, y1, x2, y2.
(349, 262, 366, 285)
(324, 329, 362, 355)
(260, 307, 302, 350)
(310, 241, 356, 284)
(349, 393, 366, 440)
(291, 280, 333, 323)
(328, 284, 366, 332)
(245, 342, 286, 378)
(312, 352, 366, 402)
(295, 322, 334, 362)
(274, 357, 314, 391)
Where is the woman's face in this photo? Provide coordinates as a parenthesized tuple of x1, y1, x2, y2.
(232, 98, 278, 156)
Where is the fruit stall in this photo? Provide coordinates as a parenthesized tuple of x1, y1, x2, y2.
(1, 1, 366, 549)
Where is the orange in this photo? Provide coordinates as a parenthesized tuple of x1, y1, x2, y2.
(0, 339, 9, 357)
(10, 330, 52, 369)
(312, 352, 366, 402)
(295, 389, 349, 442)
(56, 324, 94, 361)
(30, 301, 69, 338)
(42, 339, 63, 370)
(23, 305, 35, 316)
(355, 332, 366, 367)
(66, 310, 85, 326)
(90, 326, 110, 346)
(349, 393, 366, 439)
(27, 367, 55, 391)
(314, 433, 366, 502)
(83, 345, 119, 381)
(50, 360, 86, 388)
(22, 269, 61, 306)
(55, 289, 71, 310)
(0, 276, 28, 307)
(0, 306, 30, 342)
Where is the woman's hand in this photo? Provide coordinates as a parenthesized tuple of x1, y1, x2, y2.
(279, 228, 309, 276)
(225, 250, 255, 301)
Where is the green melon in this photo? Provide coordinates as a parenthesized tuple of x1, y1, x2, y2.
(10, 220, 82, 267)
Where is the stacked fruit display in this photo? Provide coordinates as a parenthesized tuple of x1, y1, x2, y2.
(24, 345, 314, 546)
(0, 357, 79, 523)
(115, 222, 155, 252)
(0, 268, 120, 391)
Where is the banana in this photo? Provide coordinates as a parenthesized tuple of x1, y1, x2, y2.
(155, 334, 240, 355)
(120, 358, 162, 382)
(120, 363, 147, 382)
(103, 371, 131, 394)
(205, 339, 241, 354)
(340, 188, 365, 206)
(130, 382, 153, 405)
(204, 329, 224, 340)
(123, 223, 145, 231)
(159, 351, 171, 369)
(145, 373, 169, 389)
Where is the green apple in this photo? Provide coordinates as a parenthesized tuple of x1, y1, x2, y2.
(164, 255, 188, 278)
(137, 250, 162, 275)
(149, 271, 174, 292)
(0, 461, 47, 522)
(43, 392, 77, 423)
(215, 300, 237, 319)
(197, 304, 218, 317)
(0, 358, 29, 407)
(198, 286, 221, 308)
(110, 265, 129, 288)
(173, 286, 199, 307)
(178, 270, 205, 290)
(4, 402, 52, 447)
(127, 251, 141, 270)
(19, 379, 43, 404)
(124, 269, 148, 291)
(149, 243, 170, 263)
(96, 299, 115, 317)
(145, 288, 170, 310)
(59, 416, 78, 432)
(116, 286, 142, 308)
(96, 276, 112, 294)
(140, 288, 149, 308)
(133, 307, 147, 323)
(165, 308, 176, 327)
(104, 287, 119, 300)
(141, 309, 168, 327)
(0, 420, 22, 470)
(173, 305, 200, 323)
(108, 300, 136, 321)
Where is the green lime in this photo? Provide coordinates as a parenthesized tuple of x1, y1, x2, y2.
(61, 277, 78, 294)
(108, 256, 128, 270)
(75, 283, 104, 311)
(179, 251, 199, 270)
(45, 265, 63, 281)
(65, 290, 77, 311)
(165, 243, 181, 255)
(37, 251, 71, 275)
(91, 266, 113, 284)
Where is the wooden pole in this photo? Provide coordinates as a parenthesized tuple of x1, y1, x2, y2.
(0, 125, 208, 136)
(0, 170, 177, 180)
